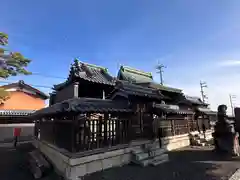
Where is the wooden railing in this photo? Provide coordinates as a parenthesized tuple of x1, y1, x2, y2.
(159, 118, 188, 137)
(38, 113, 212, 153)
(159, 116, 211, 138)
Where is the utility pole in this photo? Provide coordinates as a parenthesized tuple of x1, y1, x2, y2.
(229, 94, 236, 116)
(156, 62, 166, 85)
(200, 81, 208, 103)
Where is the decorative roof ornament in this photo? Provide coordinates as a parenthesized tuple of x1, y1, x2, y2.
(53, 59, 115, 90)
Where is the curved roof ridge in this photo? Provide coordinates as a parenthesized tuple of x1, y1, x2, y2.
(120, 65, 153, 79)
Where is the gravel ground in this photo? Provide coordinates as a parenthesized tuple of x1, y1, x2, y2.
(84, 146, 240, 180)
(0, 142, 60, 180)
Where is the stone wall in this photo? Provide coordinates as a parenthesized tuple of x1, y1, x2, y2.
(161, 130, 213, 150)
(161, 133, 191, 151)
(0, 123, 34, 143)
(34, 140, 151, 180)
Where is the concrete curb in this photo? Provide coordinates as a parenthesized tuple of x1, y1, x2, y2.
(229, 169, 240, 180)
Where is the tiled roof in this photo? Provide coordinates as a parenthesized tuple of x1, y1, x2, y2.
(0, 110, 36, 116)
(137, 82, 182, 94)
(197, 107, 217, 115)
(110, 81, 166, 100)
(31, 98, 132, 117)
(184, 95, 208, 105)
(1, 80, 49, 100)
(54, 59, 115, 90)
(152, 103, 193, 115)
(117, 66, 153, 83)
(117, 66, 182, 94)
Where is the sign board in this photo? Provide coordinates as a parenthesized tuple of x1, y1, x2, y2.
(14, 128, 21, 137)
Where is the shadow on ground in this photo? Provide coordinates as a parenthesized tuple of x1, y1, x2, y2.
(1, 143, 240, 180)
(85, 146, 240, 180)
(0, 143, 59, 180)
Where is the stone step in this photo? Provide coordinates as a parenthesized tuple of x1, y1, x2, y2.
(132, 147, 143, 154)
(150, 158, 169, 166)
(132, 152, 169, 166)
(140, 159, 152, 167)
(131, 157, 152, 167)
(153, 153, 169, 162)
(144, 142, 160, 150)
(133, 148, 166, 161)
(134, 152, 149, 161)
(150, 148, 166, 157)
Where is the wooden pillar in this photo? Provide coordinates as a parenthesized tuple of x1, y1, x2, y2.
(71, 115, 77, 153)
(104, 113, 108, 144)
(52, 117, 56, 146)
(102, 90, 105, 100)
(73, 82, 79, 98)
(171, 118, 175, 136)
(186, 115, 190, 133)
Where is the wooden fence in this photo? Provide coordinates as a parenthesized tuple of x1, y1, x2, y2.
(75, 117, 131, 151)
(159, 116, 211, 138)
(38, 113, 212, 153)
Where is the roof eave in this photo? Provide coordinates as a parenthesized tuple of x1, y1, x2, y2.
(1, 81, 49, 100)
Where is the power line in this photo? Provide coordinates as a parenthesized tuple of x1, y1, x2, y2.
(31, 72, 66, 80)
(0, 72, 68, 89)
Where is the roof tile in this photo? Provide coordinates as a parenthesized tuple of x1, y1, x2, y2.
(31, 98, 132, 117)
(110, 81, 166, 100)
(0, 110, 35, 116)
(54, 59, 115, 90)
(118, 66, 153, 83)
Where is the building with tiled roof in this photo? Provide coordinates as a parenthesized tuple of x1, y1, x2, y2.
(50, 59, 116, 105)
(0, 80, 48, 123)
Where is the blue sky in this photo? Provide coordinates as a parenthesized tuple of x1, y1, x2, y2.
(1, 0, 240, 113)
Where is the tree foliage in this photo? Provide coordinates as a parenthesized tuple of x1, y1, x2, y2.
(0, 32, 32, 103)
(0, 32, 32, 78)
(0, 88, 9, 104)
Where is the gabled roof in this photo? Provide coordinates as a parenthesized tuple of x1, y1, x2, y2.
(197, 107, 216, 115)
(179, 95, 208, 106)
(152, 103, 193, 115)
(117, 66, 153, 83)
(54, 59, 115, 90)
(117, 66, 182, 94)
(137, 82, 182, 94)
(109, 81, 167, 101)
(31, 97, 132, 117)
(1, 80, 49, 100)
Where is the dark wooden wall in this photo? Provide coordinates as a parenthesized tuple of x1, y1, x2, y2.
(54, 83, 76, 103)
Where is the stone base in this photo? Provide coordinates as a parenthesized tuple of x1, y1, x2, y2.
(33, 140, 154, 180)
(161, 134, 190, 151)
(34, 130, 214, 180)
(161, 130, 213, 151)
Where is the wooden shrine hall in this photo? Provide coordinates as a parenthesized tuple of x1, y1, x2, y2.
(31, 59, 217, 179)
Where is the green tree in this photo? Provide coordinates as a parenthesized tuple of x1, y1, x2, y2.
(0, 32, 32, 104)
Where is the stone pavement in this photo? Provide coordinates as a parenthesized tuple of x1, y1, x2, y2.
(84, 146, 240, 180)
(0, 142, 60, 180)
